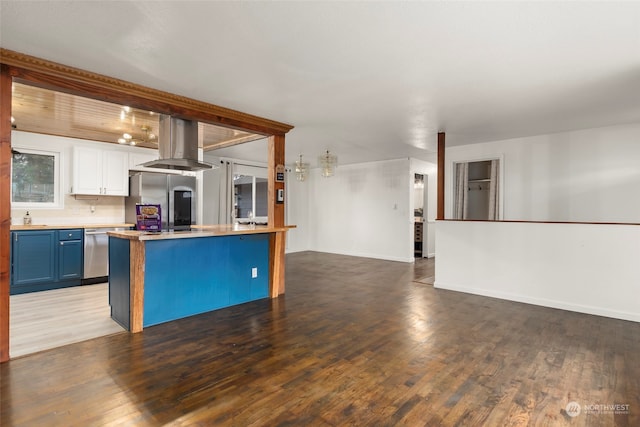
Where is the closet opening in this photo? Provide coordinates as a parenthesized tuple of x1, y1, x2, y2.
(454, 159, 500, 220)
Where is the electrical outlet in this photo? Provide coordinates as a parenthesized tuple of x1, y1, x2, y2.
(251, 267, 258, 278)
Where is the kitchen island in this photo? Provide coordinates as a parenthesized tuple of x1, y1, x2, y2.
(108, 224, 293, 332)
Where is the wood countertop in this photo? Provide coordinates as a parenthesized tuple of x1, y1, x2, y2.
(11, 223, 134, 231)
(108, 224, 296, 241)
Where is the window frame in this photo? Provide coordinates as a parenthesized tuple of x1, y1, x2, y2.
(11, 146, 62, 209)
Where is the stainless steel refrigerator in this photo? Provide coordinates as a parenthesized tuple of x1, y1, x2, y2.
(125, 172, 196, 231)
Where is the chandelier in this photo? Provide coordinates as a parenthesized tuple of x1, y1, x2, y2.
(318, 150, 338, 177)
(294, 155, 310, 181)
(118, 125, 156, 146)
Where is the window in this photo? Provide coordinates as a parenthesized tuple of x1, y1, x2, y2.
(234, 175, 268, 220)
(233, 164, 268, 221)
(12, 148, 61, 208)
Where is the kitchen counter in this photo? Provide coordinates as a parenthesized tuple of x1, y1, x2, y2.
(108, 224, 292, 332)
(108, 224, 294, 241)
(11, 223, 134, 231)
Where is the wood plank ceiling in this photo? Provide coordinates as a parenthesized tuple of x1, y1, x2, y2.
(10, 82, 265, 151)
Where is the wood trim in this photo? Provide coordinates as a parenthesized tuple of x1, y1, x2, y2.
(130, 240, 145, 333)
(267, 134, 286, 298)
(1, 48, 294, 136)
(269, 231, 286, 298)
(437, 132, 445, 220)
(0, 64, 11, 362)
(267, 135, 286, 228)
(439, 219, 640, 226)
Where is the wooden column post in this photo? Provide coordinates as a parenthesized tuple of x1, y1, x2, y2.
(437, 132, 445, 221)
(268, 134, 285, 228)
(0, 65, 12, 362)
(268, 135, 286, 296)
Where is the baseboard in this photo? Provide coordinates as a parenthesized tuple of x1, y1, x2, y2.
(315, 248, 414, 263)
(81, 276, 108, 286)
(433, 281, 640, 323)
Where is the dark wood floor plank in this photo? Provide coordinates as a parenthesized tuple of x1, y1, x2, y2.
(1, 252, 639, 426)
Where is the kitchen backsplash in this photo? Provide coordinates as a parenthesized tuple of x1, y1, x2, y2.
(11, 193, 125, 225)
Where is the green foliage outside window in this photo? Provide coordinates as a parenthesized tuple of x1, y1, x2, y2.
(12, 151, 56, 203)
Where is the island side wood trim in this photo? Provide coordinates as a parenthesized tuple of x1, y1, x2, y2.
(130, 240, 145, 333)
(269, 231, 287, 297)
(0, 64, 11, 362)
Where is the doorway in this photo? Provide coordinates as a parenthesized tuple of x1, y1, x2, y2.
(414, 173, 428, 258)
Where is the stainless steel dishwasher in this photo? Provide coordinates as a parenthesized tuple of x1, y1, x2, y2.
(83, 227, 123, 284)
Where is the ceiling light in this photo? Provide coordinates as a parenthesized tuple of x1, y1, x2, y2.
(293, 155, 310, 182)
(318, 150, 338, 178)
(117, 126, 156, 146)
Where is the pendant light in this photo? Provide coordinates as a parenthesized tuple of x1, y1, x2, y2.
(318, 150, 338, 178)
(294, 154, 310, 181)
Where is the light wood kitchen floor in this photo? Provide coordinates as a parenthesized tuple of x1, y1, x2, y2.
(9, 283, 126, 358)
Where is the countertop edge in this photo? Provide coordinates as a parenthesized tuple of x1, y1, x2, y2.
(11, 224, 135, 231)
(108, 225, 296, 241)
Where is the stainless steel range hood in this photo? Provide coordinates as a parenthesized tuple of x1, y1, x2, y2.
(141, 115, 214, 171)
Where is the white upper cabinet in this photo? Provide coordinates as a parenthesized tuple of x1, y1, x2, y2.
(102, 150, 129, 195)
(128, 149, 159, 172)
(71, 146, 129, 196)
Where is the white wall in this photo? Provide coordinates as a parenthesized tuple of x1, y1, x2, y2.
(10, 131, 151, 225)
(201, 154, 436, 261)
(435, 221, 640, 322)
(285, 170, 310, 253)
(307, 158, 413, 262)
(445, 122, 640, 222)
(200, 155, 224, 225)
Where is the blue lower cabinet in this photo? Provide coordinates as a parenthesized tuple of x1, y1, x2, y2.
(10, 229, 84, 295)
(142, 234, 270, 328)
(58, 239, 83, 280)
(11, 230, 56, 288)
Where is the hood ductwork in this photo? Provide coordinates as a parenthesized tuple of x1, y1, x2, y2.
(141, 115, 214, 171)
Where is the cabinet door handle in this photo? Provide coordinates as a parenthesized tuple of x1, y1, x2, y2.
(15, 234, 18, 242)
(60, 242, 64, 246)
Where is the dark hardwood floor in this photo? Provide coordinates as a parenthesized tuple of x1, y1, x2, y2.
(1, 252, 638, 426)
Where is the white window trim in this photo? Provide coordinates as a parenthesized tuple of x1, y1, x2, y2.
(11, 146, 62, 209)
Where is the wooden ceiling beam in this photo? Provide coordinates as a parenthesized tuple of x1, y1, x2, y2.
(1, 48, 293, 137)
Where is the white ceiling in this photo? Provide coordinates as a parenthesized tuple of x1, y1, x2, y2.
(1, 1, 639, 166)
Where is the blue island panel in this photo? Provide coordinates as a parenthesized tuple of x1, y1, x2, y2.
(143, 234, 269, 327)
